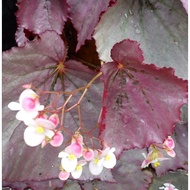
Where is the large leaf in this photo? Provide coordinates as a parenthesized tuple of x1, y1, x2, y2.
(3, 31, 114, 188)
(94, 0, 188, 79)
(16, 0, 68, 35)
(67, 0, 116, 51)
(99, 39, 187, 156)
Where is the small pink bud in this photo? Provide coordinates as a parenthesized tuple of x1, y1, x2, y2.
(22, 84, 32, 89)
(70, 142, 83, 157)
(22, 97, 36, 111)
(49, 114, 59, 126)
(50, 132, 64, 147)
(163, 136, 175, 149)
(59, 171, 70, 181)
(166, 149, 176, 158)
(83, 149, 94, 161)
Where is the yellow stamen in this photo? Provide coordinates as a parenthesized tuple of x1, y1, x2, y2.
(94, 159, 99, 164)
(154, 162, 160, 167)
(106, 154, 111, 161)
(76, 165, 82, 171)
(69, 154, 75, 160)
(36, 126, 44, 133)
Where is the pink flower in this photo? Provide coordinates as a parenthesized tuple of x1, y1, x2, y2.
(163, 136, 176, 157)
(24, 115, 58, 147)
(8, 89, 44, 124)
(141, 147, 170, 168)
(41, 131, 64, 148)
(59, 170, 70, 181)
(83, 148, 94, 161)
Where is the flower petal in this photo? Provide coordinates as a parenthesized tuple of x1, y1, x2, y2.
(166, 149, 176, 157)
(58, 151, 68, 158)
(50, 132, 64, 147)
(89, 160, 104, 175)
(103, 152, 116, 169)
(16, 110, 38, 122)
(59, 171, 70, 181)
(24, 126, 45, 146)
(83, 149, 94, 161)
(19, 89, 37, 103)
(70, 142, 83, 157)
(35, 118, 56, 129)
(48, 114, 59, 126)
(44, 129, 54, 139)
(71, 168, 83, 179)
(164, 136, 175, 149)
(61, 156, 77, 172)
(8, 102, 21, 110)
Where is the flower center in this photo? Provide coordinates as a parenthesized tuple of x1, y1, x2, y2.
(68, 154, 76, 160)
(105, 154, 111, 161)
(94, 158, 99, 164)
(76, 165, 82, 171)
(154, 161, 160, 167)
(36, 126, 44, 133)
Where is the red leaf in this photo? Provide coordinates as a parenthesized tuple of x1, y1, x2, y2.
(67, 0, 116, 51)
(94, 0, 188, 79)
(100, 39, 187, 156)
(16, 0, 68, 35)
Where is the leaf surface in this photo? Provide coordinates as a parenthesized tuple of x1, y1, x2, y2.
(16, 0, 68, 35)
(94, 0, 188, 79)
(99, 39, 187, 156)
(67, 0, 116, 51)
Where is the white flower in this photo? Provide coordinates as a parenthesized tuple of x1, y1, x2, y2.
(24, 117, 56, 147)
(71, 160, 87, 179)
(58, 145, 79, 173)
(89, 150, 104, 175)
(159, 183, 178, 190)
(89, 147, 117, 176)
(8, 89, 44, 124)
(102, 147, 116, 169)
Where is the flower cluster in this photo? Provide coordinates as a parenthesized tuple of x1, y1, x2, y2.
(8, 89, 63, 148)
(8, 88, 117, 181)
(141, 136, 176, 168)
(159, 183, 179, 190)
(58, 133, 116, 180)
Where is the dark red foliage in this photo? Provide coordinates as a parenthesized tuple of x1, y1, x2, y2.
(99, 39, 187, 156)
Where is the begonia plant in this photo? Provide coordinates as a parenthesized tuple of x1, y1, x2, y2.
(2, 0, 188, 189)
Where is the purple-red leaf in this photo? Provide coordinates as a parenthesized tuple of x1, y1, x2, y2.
(67, 0, 116, 51)
(16, 0, 68, 35)
(94, 0, 188, 79)
(99, 39, 187, 156)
